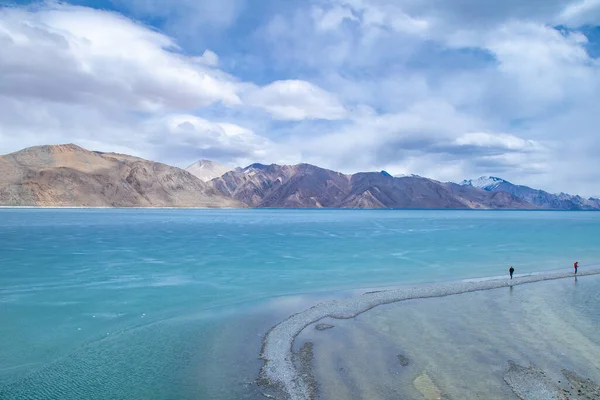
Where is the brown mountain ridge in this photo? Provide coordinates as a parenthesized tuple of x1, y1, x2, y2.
(1, 144, 593, 209)
(209, 163, 534, 209)
(0, 144, 244, 207)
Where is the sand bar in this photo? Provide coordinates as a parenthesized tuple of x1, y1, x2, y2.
(260, 268, 600, 400)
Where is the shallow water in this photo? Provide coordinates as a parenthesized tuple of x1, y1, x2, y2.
(1, 209, 599, 398)
(297, 275, 600, 400)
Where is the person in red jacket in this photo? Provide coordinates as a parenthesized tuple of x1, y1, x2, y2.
(574, 261, 579, 275)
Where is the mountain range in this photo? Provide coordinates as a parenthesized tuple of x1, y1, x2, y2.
(209, 163, 534, 209)
(461, 176, 600, 210)
(0, 144, 243, 208)
(0, 144, 597, 210)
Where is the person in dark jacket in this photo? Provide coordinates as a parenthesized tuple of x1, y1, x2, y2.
(509, 266, 514, 279)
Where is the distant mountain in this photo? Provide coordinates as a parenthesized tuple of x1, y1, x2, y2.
(185, 159, 233, 182)
(209, 164, 532, 209)
(461, 176, 600, 210)
(0, 144, 244, 208)
(210, 163, 350, 207)
(2, 144, 595, 210)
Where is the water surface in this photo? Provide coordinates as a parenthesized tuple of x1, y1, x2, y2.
(1, 209, 599, 398)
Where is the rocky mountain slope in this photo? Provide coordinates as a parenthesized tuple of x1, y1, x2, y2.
(185, 159, 233, 182)
(3, 144, 595, 210)
(209, 163, 533, 209)
(461, 176, 600, 210)
(0, 144, 244, 207)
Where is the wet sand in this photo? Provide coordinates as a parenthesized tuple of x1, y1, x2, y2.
(259, 269, 600, 399)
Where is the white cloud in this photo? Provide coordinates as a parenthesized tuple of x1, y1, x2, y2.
(557, 0, 600, 26)
(0, 3, 301, 168)
(193, 49, 220, 66)
(252, 0, 600, 194)
(454, 133, 542, 152)
(341, 0, 430, 35)
(0, 4, 241, 112)
(311, 5, 357, 31)
(144, 114, 295, 165)
(287, 99, 483, 171)
(2, 0, 600, 197)
(482, 23, 596, 111)
(0, 95, 146, 158)
(245, 80, 347, 120)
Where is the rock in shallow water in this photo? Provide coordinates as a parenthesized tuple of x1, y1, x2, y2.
(315, 323, 334, 331)
(396, 354, 410, 367)
(503, 361, 561, 400)
(561, 369, 600, 400)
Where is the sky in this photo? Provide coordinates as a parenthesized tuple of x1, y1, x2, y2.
(1, 0, 599, 196)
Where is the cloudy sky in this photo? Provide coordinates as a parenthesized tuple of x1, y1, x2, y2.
(1, 0, 599, 195)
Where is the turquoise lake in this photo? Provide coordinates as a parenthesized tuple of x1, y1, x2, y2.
(1, 209, 599, 399)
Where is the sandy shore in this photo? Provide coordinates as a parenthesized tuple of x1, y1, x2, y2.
(259, 268, 600, 400)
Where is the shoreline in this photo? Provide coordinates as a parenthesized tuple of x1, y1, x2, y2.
(259, 268, 600, 400)
(0, 206, 244, 209)
(1, 206, 600, 211)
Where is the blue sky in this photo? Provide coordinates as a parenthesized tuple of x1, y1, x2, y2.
(1, 0, 600, 195)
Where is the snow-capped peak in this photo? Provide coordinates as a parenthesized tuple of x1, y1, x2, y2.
(460, 176, 507, 190)
(188, 160, 218, 170)
(185, 159, 233, 182)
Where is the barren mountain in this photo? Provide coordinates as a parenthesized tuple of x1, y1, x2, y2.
(210, 164, 533, 209)
(211, 163, 351, 207)
(442, 182, 535, 209)
(461, 176, 600, 210)
(3, 144, 589, 210)
(0, 144, 244, 207)
(185, 159, 233, 182)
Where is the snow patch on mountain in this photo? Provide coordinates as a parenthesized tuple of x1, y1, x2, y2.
(460, 176, 508, 191)
(185, 160, 233, 182)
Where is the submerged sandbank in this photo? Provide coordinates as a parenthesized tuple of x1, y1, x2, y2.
(260, 268, 600, 400)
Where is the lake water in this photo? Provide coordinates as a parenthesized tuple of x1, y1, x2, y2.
(1, 209, 599, 399)
(296, 275, 600, 400)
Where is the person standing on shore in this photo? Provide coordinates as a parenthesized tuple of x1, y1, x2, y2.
(509, 266, 514, 279)
(574, 261, 578, 275)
